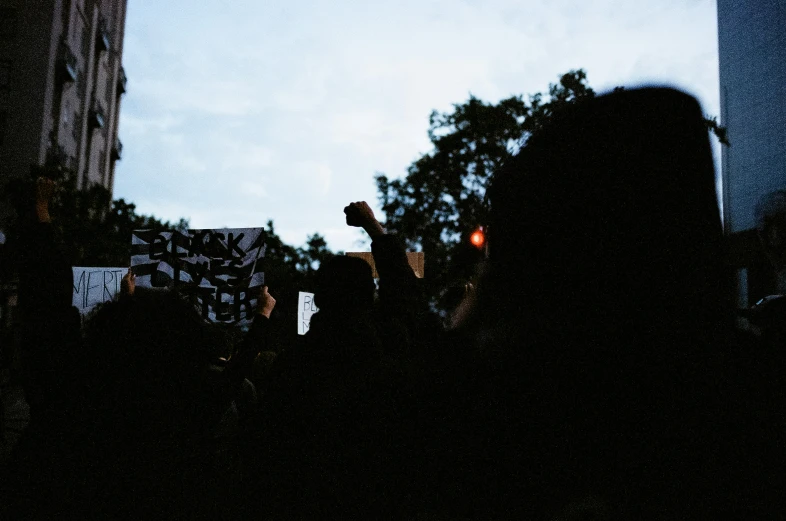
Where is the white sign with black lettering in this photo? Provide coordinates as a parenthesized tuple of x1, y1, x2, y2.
(72, 267, 125, 315)
(298, 291, 319, 335)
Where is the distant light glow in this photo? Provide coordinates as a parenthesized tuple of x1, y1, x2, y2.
(470, 228, 485, 248)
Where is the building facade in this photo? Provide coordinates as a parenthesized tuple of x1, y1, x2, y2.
(0, 0, 127, 219)
(718, 0, 786, 234)
(718, 0, 786, 305)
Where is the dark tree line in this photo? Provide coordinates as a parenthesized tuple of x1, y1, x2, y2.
(375, 70, 728, 311)
(3, 69, 726, 316)
(376, 70, 596, 309)
(1, 172, 334, 306)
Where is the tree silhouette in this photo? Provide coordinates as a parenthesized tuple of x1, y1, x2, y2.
(375, 70, 596, 310)
(3, 173, 332, 297)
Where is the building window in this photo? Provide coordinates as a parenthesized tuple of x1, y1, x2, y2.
(61, 100, 70, 132)
(116, 67, 127, 97)
(96, 16, 110, 52)
(57, 43, 78, 84)
(80, 25, 90, 57)
(104, 69, 113, 104)
(111, 138, 122, 161)
(0, 8, 18, 41)
(89, 103, 105, 130)
(76, 70, 86, 100)
(72, 111, 82, 142)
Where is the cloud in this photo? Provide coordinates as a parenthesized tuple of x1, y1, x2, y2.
(131, 77, 265, 116)
(240, 181, 269, 199)
(289, 161, 333, 197)
(117, 0, 721, 253)
(175, 155, 208, 173)
(276, 226, 365, 253)
(119, 113, 183, 137)
(220, 144, 274, 172)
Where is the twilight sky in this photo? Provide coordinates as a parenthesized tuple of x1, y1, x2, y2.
(114, 0, 720, 252)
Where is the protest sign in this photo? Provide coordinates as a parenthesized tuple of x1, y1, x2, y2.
(298, 291, 318, 335)
(131, 228, 266, 326)
(72, 267, 125, 315)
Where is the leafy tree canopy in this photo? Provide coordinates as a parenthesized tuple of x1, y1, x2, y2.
(376, 71, 729, 312)
(375, 70, 596, 309)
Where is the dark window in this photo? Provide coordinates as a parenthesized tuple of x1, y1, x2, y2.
(72, 111, 82, 141)
(96, 16, 110, 52)
(116, 67, 127, 96)
(0, 8, 18, 41)
(104, 67, 113, 104)
(61, 100, 70, 131)
(76, 70, 86, 100)
(80, 24, 90, 57)
(99, 149, 107, 175)
(89, 105, 105, 129)
(57, 43, 78, 83)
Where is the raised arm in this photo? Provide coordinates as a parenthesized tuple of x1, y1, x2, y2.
(343, 201, 413, 285)
(16, 178, 82, 417)
(343, 201, 426, 338)
(226, 286, 277, 385)
(18, 178, 71, 314)
(344, 201, 385, 238)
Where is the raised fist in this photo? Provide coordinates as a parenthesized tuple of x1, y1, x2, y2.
(345, 201, 377, 227)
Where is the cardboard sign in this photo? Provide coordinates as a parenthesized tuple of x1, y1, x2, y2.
(72, 267, 125, 315)
(298, 291, 319, 335)
(345, 251, 424, 278)
(131, 228, 266, 326)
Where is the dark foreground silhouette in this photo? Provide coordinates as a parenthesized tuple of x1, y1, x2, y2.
(1, 88, 783, 520)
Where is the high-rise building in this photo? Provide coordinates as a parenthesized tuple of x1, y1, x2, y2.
(718, 0, 786, 234)
(0, 0, 127, 220)
(718, 0, 786, 303)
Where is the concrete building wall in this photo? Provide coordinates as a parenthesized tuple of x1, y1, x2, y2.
(0, 0, 127, 226)
(718, 0, 786, 234)
(0, 0, 55, 183)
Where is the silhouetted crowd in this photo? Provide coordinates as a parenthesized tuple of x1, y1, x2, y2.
(1, 88, 784, 519)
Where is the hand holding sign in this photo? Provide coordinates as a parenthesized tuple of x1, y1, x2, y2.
(121, 268, 136, 296)
(130, 228, 266, 326)
(72, 267, 125, 315)
(258, 285, 276, 318)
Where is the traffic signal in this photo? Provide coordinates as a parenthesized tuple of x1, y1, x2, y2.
(470, 226, 486, 249)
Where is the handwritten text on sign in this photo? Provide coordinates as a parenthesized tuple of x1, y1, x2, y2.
(72, 267, 125, 315)
(298, 291, 319, 335)
(131, 228, 266, 326)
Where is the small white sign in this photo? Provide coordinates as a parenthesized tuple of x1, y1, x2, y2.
(298, 291, 319, 335)
(72, 267, 126, 315)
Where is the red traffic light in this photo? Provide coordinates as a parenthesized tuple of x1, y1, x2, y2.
(470, 227, 485, 248)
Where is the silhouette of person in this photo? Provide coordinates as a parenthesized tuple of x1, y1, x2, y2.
(430, 87, 780, 519)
